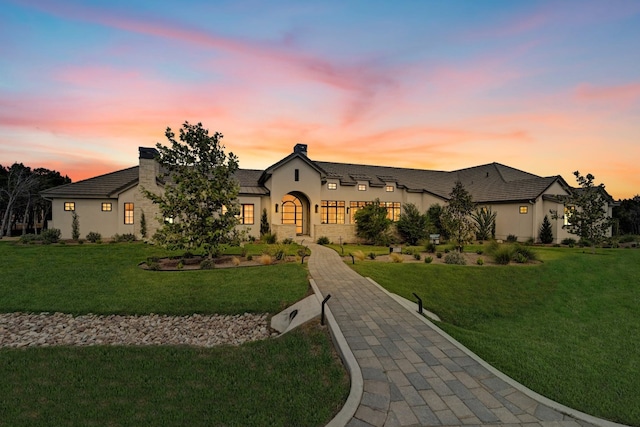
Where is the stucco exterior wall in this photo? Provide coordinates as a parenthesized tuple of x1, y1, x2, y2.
(49, 198, 120, 240)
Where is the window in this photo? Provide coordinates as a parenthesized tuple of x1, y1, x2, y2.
(294, 169, 299, 181)
(101, 203, 112, 212)
(350, 201, 368, 223)
(349, 201, 401, 222)
(358, 184, 366, 191)
(240, 204, 254, 224)
(321, 200, 345, 224)
(124, 203, 134, 224)
(564, 205, 575, 226)
(385, 185, 394, 192)
(64, 202, 75, 211)
(327, 183, 337, 190)
(519, 206, 528, 214)
(381, 201, 401, 221)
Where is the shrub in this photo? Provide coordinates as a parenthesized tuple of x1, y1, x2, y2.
(413, 252, 421, 261)
(367, 252, 376, 260)
(272, 245, 286, 261)
(506, 234, 518, 243)
(262, 232, 277, 244)
(512, 244, 538, 262)
(424, 256, 433, 264)
(525, 237, 535, 245)
(476, 257, 484, 265)
(259, 254, 273, 265)
(436, 252, 443, 259)
(539, 215, 554, 244)
(316, 236, 330, 245)
(282, 237, 294, 245)
(147, 262, 161, 271)
(240, 246, 248, 257)
(425, 242, 436, 253)
(476, 249, 483, 255)
(619, 235, 637, 243)
(231, 256, 240, 266)
(41, 228, 61, 244)
(352, 250, 365, 261)
(389, 253, 404, 263)
(561, 237, 577, 246)
(183, 251, 194, 258)
(444, 248, 451, 254)
(19, 234, 40, 244)
(247, 254, 253, 261)
(113, 233, 136, 243)
(77, 239, 84, 244)
(485, 239, 500, 255)
(140, 211, 147, 238)
(444, 252, 466, 265)
(493, 246, 513, 265)
(578, 238, 593, 248)
(71, 212, 80, 240)
(86, 232, 102, 243)
(177, 261, 184, 270)
(200, 259, 215, 270)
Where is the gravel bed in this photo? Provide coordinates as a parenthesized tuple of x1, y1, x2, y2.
(0, 312, 277, 348)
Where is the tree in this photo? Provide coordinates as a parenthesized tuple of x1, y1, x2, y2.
(440, 181, 475, 252)
(396, 203, 429, 245)
(426, 203, 447, 239)
(613, 195, 640, 235)
(539, 215, 554, 244)
(471, 207, 496, 241)
(143, 122, 240, 258)
(354, 199, 392, 245)
(557, 171, 614, 253)
(260, 208, 270, 236)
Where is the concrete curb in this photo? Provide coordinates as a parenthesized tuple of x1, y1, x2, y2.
(365, 276, 631, 427)
(310, 278, 363, 427)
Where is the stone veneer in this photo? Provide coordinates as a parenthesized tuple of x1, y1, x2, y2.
(134, 147, 162, 239)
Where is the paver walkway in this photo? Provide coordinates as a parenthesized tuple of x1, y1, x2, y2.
(307, 243, 603, 427)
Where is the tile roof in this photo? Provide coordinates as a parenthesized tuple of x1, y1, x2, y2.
(40, 166, 139, 198)
(40, 167, 269, 198)
(41, 153, 564, 204)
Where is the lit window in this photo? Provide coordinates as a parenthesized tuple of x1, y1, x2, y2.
(64, 202, 75, 211)
(358, 184, 366, 191)
(350, 201, 368, 223)
(101, 203, 112, 212)
(327, 183, 337, 190)
(564, 205, 575, 226)
(240, 204, 254, 224)
(321, 200, 345, 224)
(124, 203, 134, 224)
(385, 185, 394, 192)
(519, 206, 528, 214)
(381, 201, 401, 221)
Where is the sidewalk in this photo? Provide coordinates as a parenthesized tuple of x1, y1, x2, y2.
(307, 243, 612, 427)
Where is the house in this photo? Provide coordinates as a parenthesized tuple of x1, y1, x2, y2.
(41, 144, 613, 244)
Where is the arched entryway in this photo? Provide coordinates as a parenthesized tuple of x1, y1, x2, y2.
(281, 192, 310, 235)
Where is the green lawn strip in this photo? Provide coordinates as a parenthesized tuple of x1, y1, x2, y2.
(0, 322, 350, 427)
(0, 242, 308, 315)
(351, 248, 640, 426)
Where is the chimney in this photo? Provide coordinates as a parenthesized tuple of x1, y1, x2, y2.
(293, 143, 308, 156)
(139, 146, 159, 160)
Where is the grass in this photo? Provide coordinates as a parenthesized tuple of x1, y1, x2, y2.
(0, 242, 308, 315)
(0, 241, 349, 426)
(0, 321, 349, 427)
(350, 246, 640, 426)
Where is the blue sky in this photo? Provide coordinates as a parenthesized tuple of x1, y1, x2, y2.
(1, 0, 639, 198)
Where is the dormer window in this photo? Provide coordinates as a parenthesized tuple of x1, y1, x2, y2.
(327, 183, 337, 190)
(358, 184, 366, 191)
(385, 185, 394, 192)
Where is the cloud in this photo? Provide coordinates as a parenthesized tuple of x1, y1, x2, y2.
(574, 82, 640, 109)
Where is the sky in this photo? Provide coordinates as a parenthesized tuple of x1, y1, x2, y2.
(1, 0, 639, 199)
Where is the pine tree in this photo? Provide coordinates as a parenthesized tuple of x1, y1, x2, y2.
(539, 215, 553, 244)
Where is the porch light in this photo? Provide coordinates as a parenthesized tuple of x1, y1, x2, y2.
(315, 204, 319, 213)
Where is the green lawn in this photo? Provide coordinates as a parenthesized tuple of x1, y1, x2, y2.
(350, 246, 640, 426)
(0, 242, 308, 315)
(0, 241, 349, 427)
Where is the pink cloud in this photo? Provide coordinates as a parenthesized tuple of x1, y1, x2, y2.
(574, 82, 640, 109)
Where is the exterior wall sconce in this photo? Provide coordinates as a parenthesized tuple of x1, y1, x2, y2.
(275, 203, 279, 213)
(346, 207, 350, 213)
(315, 204, 319, 213)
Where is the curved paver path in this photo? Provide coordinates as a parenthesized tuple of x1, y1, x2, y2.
(307, 243, 621, 427)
